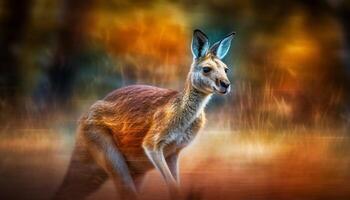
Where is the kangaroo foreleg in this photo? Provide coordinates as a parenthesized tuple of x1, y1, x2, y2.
(166, 152, 180, 184)
(143, 147, 178, 197)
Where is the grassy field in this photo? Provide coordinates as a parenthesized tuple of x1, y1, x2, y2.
(0, 125, 350, 200)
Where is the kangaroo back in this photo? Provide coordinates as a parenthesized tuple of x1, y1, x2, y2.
(81, 85, 178, 164)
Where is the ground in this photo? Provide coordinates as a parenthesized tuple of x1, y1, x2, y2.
(1, 123, 350, 200)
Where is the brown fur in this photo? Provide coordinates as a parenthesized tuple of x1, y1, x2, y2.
(82, 85, 188, 172)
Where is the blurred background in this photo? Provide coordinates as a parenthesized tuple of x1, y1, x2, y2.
(1, 0, 350, 199)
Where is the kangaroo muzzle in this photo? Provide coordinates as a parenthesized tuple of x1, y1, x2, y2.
(214, 79, 230, 94)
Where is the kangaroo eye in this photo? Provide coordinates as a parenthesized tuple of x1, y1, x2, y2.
(224, 68, 229, 73)
(202, 67, 212, 73)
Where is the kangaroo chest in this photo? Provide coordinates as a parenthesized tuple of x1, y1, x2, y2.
(170, 127, 196, 146)
(163, 133, 196, 157)
(163, 116, 202, 156)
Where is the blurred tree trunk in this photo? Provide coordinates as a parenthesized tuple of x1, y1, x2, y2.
(324, 0, 350, 121)
(0, 0, 32, 120)
(43, 0, 96, 109)
(336, 1, 350, 119)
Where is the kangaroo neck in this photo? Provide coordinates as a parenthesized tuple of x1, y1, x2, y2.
(177, 80, 211, 121)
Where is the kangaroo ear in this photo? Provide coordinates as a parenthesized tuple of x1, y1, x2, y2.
(210, 32, 235, 59)
(191, 29, 209, 59)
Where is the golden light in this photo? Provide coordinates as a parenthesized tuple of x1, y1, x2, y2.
(274, 13, 321, 77)
(85, 3, 191, 86)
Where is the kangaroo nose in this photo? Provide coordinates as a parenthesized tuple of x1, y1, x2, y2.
(220, 80, 230, 89)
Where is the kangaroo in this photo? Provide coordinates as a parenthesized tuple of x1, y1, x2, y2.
(54, 29, 235, 200)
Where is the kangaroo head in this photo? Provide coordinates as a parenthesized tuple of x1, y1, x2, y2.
(189, 29, 235, 95)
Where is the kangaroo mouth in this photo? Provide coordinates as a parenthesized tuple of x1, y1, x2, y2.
(213, 86, 228, 95)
